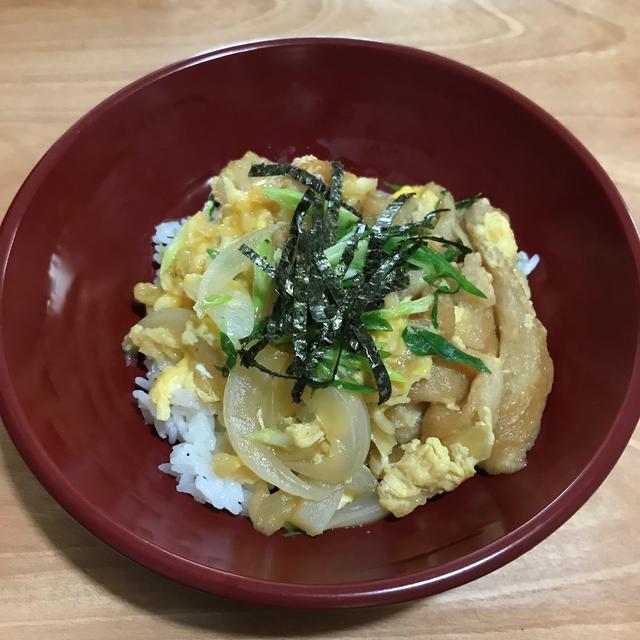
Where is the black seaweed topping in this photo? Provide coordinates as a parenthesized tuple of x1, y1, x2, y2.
(239, 244, 277, 278)
(238, 161, 485, 404)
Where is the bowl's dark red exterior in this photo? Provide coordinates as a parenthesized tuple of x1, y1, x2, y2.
(1, 38, 639, 607)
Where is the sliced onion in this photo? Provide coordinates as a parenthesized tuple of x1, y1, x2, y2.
(345, 465, 378, 497)
(286, 388, 371, 484)
(247, 484, 298, 536)
(289, 485, 344, 536)
(195, 224, 285, 344)
(224, 360, 331, 501)
(137, 307, 194, 333)
(328, 494, 389, 530)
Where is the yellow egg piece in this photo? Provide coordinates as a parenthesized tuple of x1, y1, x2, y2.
(377, 437, 477, 517)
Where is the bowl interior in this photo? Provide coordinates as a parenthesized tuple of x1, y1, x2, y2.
(1, 40, 638, 605)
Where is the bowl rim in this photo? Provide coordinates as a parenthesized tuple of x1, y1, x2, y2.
(1, 36, 639, 608)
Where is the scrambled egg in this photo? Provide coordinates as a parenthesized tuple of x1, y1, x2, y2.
(283, 417, 326, 449)
(371, 316, 432, 400)
(378, 438, 477, 517)
(393, 184, 440, 215)
(212, 452, 260, 484)
(126, 155, 532, 532)
(471, 209, 518, 265)
(127, 325, 184, 363)
(149, 356, 218, 421)
(150, 166, 285, 312)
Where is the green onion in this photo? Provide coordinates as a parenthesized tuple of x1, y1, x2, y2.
(262, 187, 358, 237)
(206, 248, 219, 259)
(361, 295, 433, 329)
(409, 246, 486, 298)
(402, 326, 490, 373)
(361, 315, 393, 332)
(315, 360, 376, 394)
(386, 366, 409, 383)
(252, 237, 274, 317)
(324, 231, 369, 278)
(329, 378, 377, 394)
(216, 332, 237, 377)
(321, 348, 369, 370)
(202, 294, 232, 306)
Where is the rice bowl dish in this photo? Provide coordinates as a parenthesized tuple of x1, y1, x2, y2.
(123, 151, 554, 536)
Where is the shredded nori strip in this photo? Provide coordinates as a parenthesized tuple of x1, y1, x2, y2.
(455, 193, 483, 209)
(371, 192, 416, 235)
(249, 162, 329, 194)
(383, 208, 449, 237)
(326, 161, 344, 245)
(335, 222, 367, 279)
(239, 244, 277, 278)
(350, 325, 391, 403)
(290, 252, 310, 378)
(238, 160, 486, 404)
(425, 235, 473, 257)
(249, 162, 362, 218)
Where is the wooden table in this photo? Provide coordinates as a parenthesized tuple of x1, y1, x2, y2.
(1, 1, 638, 638)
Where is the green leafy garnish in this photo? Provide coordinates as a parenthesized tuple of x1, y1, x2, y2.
(202, 294, 232, 306)
(402, 326, 490, 373)
(262, 186, 358, 237)
(321, 348, 369, 371)
(361, 295, 433, 330)
(282, 522, 305, 537)
(329, 378, 377, 394)
(324, 229, 369, 278)
(455, 193, 483, 209)
(409, 246, 486, 298)
(386, 366, 409, 383)
(207, 248, 219, 259)
(216, 332, 237, 377)
(315, 359, 376, 394)
(361, 315, 393, 332)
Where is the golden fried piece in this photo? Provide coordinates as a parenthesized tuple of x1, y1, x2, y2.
(465, 202, 554, 474)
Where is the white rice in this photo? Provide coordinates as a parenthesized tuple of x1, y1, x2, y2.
(151, 219, 185, 264)
(134, 219, 247, 516)
(133, 362, 246, 515)
(516, 250, 540, 277)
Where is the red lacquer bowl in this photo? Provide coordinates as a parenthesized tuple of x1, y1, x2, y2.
(1, 38, 638, 608)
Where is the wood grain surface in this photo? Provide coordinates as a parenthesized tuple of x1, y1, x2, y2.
(1, 1, 638, 638)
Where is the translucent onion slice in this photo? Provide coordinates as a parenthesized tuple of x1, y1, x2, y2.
(328, 494, 389, 529)
(125, 307, 194, 362)
(224, 361, 331, 501)
(286, 388, 371, 484)
(137, 307, 194, 334)
(289, 485, 344, 536)
(345, 465, 378, 497)
(195, 224, 284, 345)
